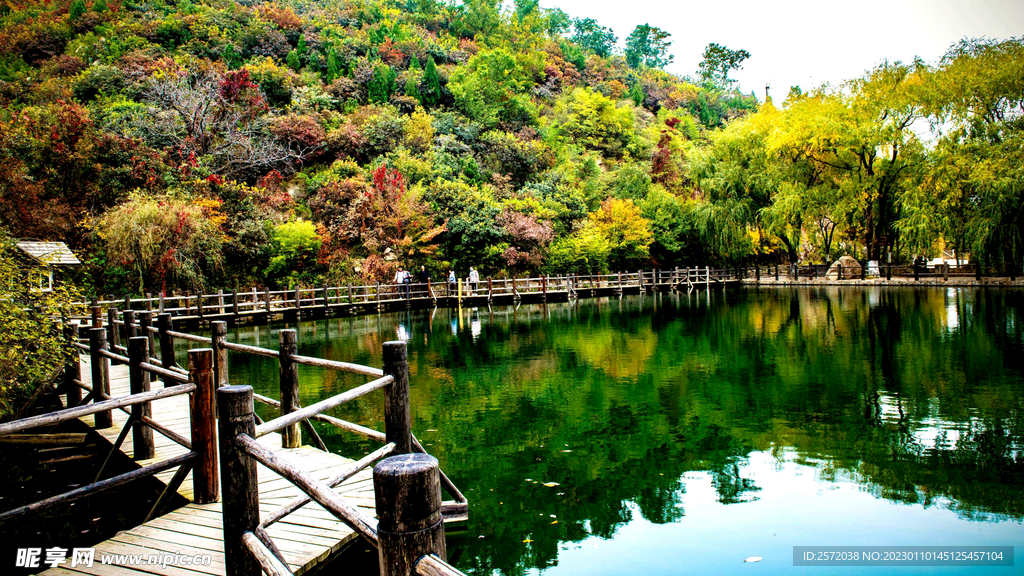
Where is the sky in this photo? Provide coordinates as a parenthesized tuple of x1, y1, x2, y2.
(538, 0, 1024, 102)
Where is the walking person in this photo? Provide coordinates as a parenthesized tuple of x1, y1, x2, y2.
(394, 267, 407, 299)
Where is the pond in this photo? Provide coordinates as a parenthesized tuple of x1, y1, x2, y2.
(221, 287, 1024, 575)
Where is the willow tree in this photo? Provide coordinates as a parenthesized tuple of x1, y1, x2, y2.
(766, 62, 927, 261)
(98, 193, 225, 293)
(901, 38, 1024, 269)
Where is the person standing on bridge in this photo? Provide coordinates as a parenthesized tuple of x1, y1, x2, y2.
(469, 267, 480, 294)
(447, 269, 456, 295)
(417, 265, 430, 285)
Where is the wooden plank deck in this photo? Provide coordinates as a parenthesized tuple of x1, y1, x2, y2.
(45, 359, 377, 576)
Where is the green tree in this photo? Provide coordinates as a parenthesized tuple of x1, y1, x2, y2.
(624, 24, 673, 69)
(266, 219, 322, 288)
(286, 49, 301, 72)
(92, 0, 107, 12)
(697, 43, 751, 86)
(420, 56, 442, 109)
(367, 63, 397, 104)
(570, 18, 617, 58)
(69, 0, 86, 20)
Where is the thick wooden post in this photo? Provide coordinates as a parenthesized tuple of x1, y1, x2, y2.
(106, 307, 120, 354)
(190, 349, 219, 505)
(146, 293, 153, 312)
(159, 292, 165, 314)
(123, 309, 137, 340)
(374, 453, 446, 576)
(91, 305, 102, 329)
(232, 290, 240, 317)
(216, 385, 257, 576)
(294, 286, 302, 311)
(914, 262, 920, 281)
(138, 311, 156, 382)
(487, 278, 493, 302)
(382, 341, 411, 454)
(322, 285, 329, 311)
(212, 321, 229, 388)
(128, 337, 155, 460)
(197, 292, 205, 320)
(63, 323, 82, 407)
(123, 295, 131, 314)
(263, 290, 272, 318)
(279, 329, 301, 448)
(158, 313, 177, 379)
(218, 289, 226, 315)
(89, 327, 112, 428)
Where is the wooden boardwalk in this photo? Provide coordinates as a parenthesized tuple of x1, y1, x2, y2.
(44, 359, 377, 576)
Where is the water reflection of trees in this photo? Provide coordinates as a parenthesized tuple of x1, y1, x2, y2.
(225, 288, 1024, 576)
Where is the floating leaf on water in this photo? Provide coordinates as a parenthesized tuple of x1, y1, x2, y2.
(543, 482, 560, 487)
(551, 520, 558, 524)
(562, 449, 572, 453)
(743, 556, 763, 563)
(523, 538, 533, 543)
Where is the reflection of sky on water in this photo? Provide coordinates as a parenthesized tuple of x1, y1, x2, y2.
(530, 450, 1023, 576)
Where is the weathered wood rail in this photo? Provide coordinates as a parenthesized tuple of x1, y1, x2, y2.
(1, 311, 468, 576)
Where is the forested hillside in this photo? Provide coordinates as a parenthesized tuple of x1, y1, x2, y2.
(0, 0, 1021, 295)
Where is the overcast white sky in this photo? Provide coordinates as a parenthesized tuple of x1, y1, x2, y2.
(539, 0, 1024, 102)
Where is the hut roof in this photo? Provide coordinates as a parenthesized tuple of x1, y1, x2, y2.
(15, 241, 81, 265)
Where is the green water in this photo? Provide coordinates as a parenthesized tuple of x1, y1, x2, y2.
(221, 287, 1024, 575)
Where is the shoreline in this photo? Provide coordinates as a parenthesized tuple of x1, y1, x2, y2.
(739, 277, 1024, 288)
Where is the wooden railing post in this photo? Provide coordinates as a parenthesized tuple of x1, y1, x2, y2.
(88, 327, 112, 428)
(91, 305, 102, 329)
(755, 264, 760, 282)
(322, 285, 330, 311)
(263, 290, 272, 318)
(294, 286, 302, 312)
(975, 262, 981, 281)
(139, 311, 156, 382)
(212, 321, 229, 388)
(106, 307, 120, 354)
(146, 293, 153, 312)
(128, 336, 155, 460)
(914, 262, 920, 281)
(124, 309, 137, 340)
(775, 264, 779, 281)
(218, 289, 226, 315)
(374, 453, 446, 576)
(159, 291, 166, 314)
(158, 313, 177, 379)
(278, 329, 301, 448)
(190, 349, 220, 505)
(382, 341, 412, 454)
(487, 278, 493, 302)
(232, 290, 240, 317)
(216, 384, 257, 575)
(63, 323, 82, 407)
(123, 295, 131, 314)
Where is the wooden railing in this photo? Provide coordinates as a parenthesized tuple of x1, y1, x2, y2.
(0, 335, 219, 524)
(108, 308, 468, 575)
(66, 263, 1009, 328)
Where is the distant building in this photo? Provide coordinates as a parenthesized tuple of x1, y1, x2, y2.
(15, 241, 81, 291)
